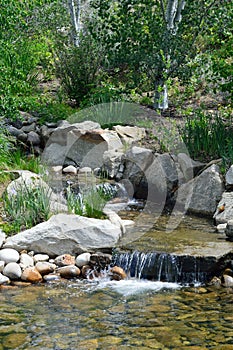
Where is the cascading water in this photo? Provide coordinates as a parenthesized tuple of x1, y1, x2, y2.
(113, 250, 211, 285)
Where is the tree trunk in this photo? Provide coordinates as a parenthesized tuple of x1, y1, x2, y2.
(68, 0, 82, 46)
(154, 79, 168, 110)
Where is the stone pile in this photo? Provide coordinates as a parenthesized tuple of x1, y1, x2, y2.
(0, 248, 127, 287)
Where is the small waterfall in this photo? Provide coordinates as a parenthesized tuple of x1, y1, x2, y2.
(113, 251, 211, 285)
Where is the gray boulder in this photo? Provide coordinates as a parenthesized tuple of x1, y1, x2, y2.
(3, 213, 122, 256)
(213, 192, 233, 224)
(176, 164, 224, 216)
(177, 153, 205, 181)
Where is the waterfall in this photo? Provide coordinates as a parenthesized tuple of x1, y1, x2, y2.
(113, 251, 210, 285)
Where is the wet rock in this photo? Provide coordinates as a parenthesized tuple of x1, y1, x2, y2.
(43, 274, 61, 282)
(3, 262, 22, 280)
(19, 253, 34, 269)
(11, 281, 31, 287)
(216, 223, 227, 234)
(75, 252, 91, 267)
(2, 333, 27, 349)
(226, 220, 233, 240)
(0, 249, 19, 264)
(57, 265, 80, 279)
(110, 266, 127, 280)
(0, 272, 10, 285)
(21, 267, 42, 283)
(90, 252, 112, 269)
(208, 276, 221, 286)
(55, 254, 75, 267)
(35, 262, 56, 275)
(33, 254, 49, 263)
(81, 265, 92, 278)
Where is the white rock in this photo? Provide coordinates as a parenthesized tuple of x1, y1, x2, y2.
(216, 223, 227, 234)
(213, 192, 233, 224)
(3, 213, 122, 256)
(20, 253, 34, 269)
(62, 165, 77, 175)
(51, 165, 63, 173)
(0, 248, 20, 264)
(79, 167, 92, 174)
(0, 261, 5, 272)
(226, 165, 233, 186)
(0, 273, 10, 285)
(75, 253, 91, 267)
(3, 262, 22, 280)
(0, 230, 6, 248)
(33, 254, 50, 263)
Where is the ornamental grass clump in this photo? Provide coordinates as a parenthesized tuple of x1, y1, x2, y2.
(3, 182, 51, 234)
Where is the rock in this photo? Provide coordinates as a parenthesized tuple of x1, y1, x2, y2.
(33, 254, 50, 263)
(50, 165, 63, 174)
(20, 253, 34, 269)
(57, 265, 80, 279)
(3, 262, 22, 280)
(112, 125, 146, 145)
(43, 274, 61, 282)
(7, 125, 26, 139)
(75, 252, 91, 267)
(222, 274, 233, 288)
(35, 262, 56, 275)
(177, 153, 205, 181)
(78, 166, 92, 174)
(103, 209, 134, 234)
(209, 276, 221, 286)
(176, 164, 224, 216)
(62, 165, 77, 175)
(0, 230, 6, 248)
(90, 252, 112, 269)
(225, 220, 233, 241)
(81, 265, 92, 278)
(0, 273, 10, 285)
(21, 267, 43, 283)
(3, 213, 122, 256)
(0, 261, 5, 272)
(110, 266, 127, 280)
(27, 131, 40, 145)
(42, 120, 123, 168)
(102, 149, 124, 179)
(21, 122, 36, 133)
(213, 192, 233, 224)
(226, 165, 233, 186)
(55, 254, 75, 267)
(0, 248, 19, 263)
(216, 223, 227, 234)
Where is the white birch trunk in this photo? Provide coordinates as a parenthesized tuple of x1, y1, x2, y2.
(68, 0, 82, 46)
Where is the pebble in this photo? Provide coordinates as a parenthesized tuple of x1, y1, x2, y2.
(35, 262, 56, 275)
(110, 266, 127, 281)
(57, 265, 80, 279)
(0, 272, 10, 285)
(62, 165, 77, 175)
(20, 253, 34, 269)
(55, 254, 75, 267)
(75, 252, 91, 267)
(3, 263, 22, 280)
(0, 249, 20, 264)
(33, 254, 49, 263)
(43, 274, 61, 282)
(21, 267, 43, 283)
(222, 274, 233, 288)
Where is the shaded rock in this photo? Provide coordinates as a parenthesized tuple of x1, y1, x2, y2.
(177, 153, 205, 181)
(176, 164, 224, 216)
(33, 254, 49, 263)
(62, 165, 77, 175)
(55, 254, 75, 267)
(213, 192, 233, 224)
(75, 252, 91, 267)
(208, 276, 221, 286)
(27, 131, 40, 145)
(3, 214, 122, 256)
(21, 123, 36, 133)
(21, 267, 43, 283)
(102, 149, 124, 179)
(110, 266, 127, 280)
(57, 265, 80, 279)
(0, 248, 19, 264)
(0, 273, 10, 285)
(20, 253, 34, 269)
(225, 220, 233, 241)
(81, 265, 92, 278)
(90, 252, 112, 269)
(35, 262, 56, 275)
(3, 262, 22, 280)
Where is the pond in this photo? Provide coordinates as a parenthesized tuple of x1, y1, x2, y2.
(1, 279, 233, 349)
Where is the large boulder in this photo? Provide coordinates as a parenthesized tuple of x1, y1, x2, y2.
(213, 192, 233, 224)
(176, 164, 224, 216)
(3, 214, 123, 256)
(177, 153, 205, 181)
(42, 120, 123, 168)
(112, 125, 146, 145)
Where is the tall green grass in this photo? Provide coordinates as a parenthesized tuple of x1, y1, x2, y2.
(180, 110, 233, 170)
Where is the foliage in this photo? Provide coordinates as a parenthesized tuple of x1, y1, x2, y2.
(2, 182, 51, 234)
(180, 110, 233, 169)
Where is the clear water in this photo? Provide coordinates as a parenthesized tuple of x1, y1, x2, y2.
(1, 279, 233, 349)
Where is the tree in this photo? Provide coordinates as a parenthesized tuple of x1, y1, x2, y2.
(90, 0, 228, 109)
